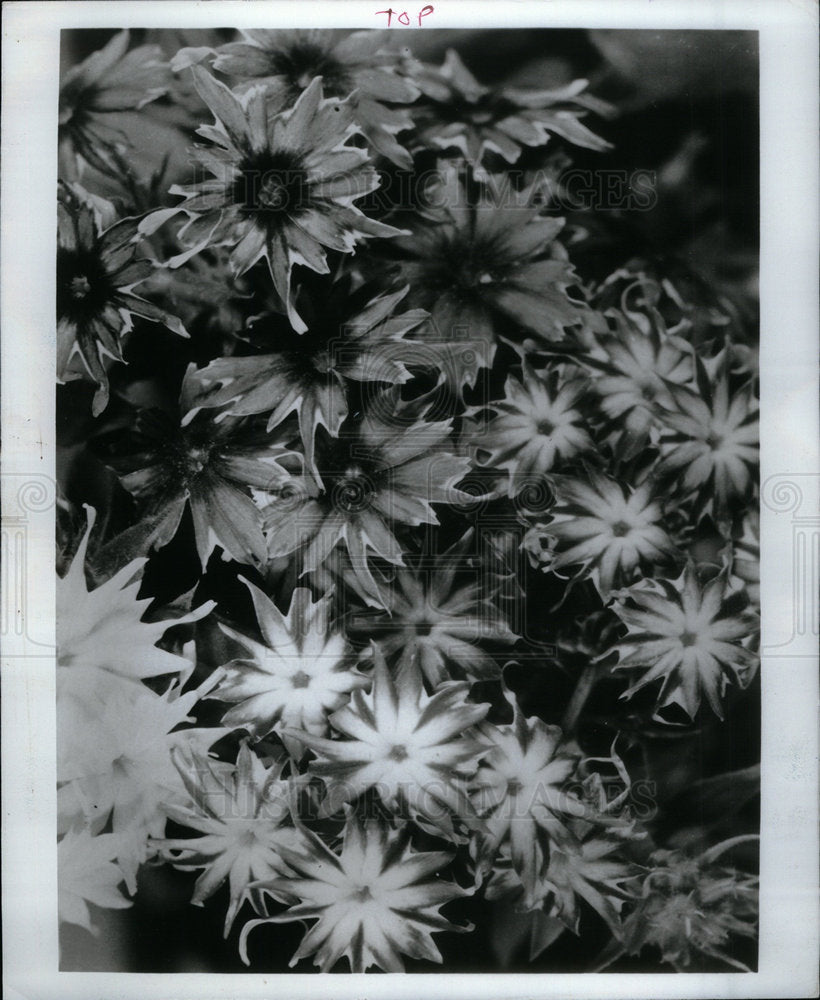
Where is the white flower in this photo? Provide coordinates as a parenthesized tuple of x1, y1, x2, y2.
(58, 828, 132, 934)
(157, 742, 306, 935)
(240, 818, 471, 971)
(57, 506, 213, 688)
(614, 565, 759, 719)
(212, 580, 368, 755)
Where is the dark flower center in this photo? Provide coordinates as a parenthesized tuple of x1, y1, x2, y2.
(57, 247, 112, 323)
(414, 622, 433, 636)
(267, 42, 352, 99)
(536, 418, 555, 437)
(291, 670, 311, 688)
(388, 744, 409, 761)
(679, 631, 699, 647)
(234, 151, 308, 221)
(330, 465, 376, 514)
(610, 520, 631, 537)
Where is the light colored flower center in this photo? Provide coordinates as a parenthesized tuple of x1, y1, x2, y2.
(258, 175, 291, 209)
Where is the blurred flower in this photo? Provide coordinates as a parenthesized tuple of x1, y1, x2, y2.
(350, 562, 516, 687)
(59, 30, 171, 177)
(57, 505, 213, 688)
(410, 49, 611, 171)
(582, 305, 693, 442)
(288, 647, 488, 837)
(175, 29, 419, 168)
(58, 828, 132, 934)
(156, 742, 306, 935)
(212, 579, 368, 754)
(57, 675, 225, 891)
(100, 372, 292, 568)
(730, 508, 759, 608)
(57, 183, 187, 415)
(261, 391, 472, 605)
(622, 837, 759, 971)
(470, 691, 584, 905)
(163, 70, 402, 332)
(542, 472, 679, 597)
(486, 823, 637, 936)
(183, 282, 426, 469)
(657, 352, 758, 511)
(469, 361, 593, 491)
(382, 165, 590, 389)
(613, 565, 759, 719)
(241, 817, 471, 971)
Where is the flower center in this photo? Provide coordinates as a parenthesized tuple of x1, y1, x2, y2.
(506, 778, 523, 794)
(235, 152, 308, 219)
(352, 884, 373, 902)
(414, 622, 433, 637)
(331, 465, 375, 514)
(291, 670, 311, 688)
(185, 446, 211, 477)
(269, 43, 351, 99)
(707, 431, 724, 450)
(679, 630, 699, 647)
(536, 418, 555, 437)
(388, 744, 409, 761)
(70, 275, 91, 299)
(610, 520, 632, 537)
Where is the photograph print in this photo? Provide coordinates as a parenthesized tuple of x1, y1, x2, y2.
(55, 24, 762, 975)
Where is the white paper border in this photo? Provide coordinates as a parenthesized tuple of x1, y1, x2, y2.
(2, 2, 818, 998)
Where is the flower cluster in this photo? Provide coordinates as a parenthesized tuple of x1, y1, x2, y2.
(56, 28, 759, 974)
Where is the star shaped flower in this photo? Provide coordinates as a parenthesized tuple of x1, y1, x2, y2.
(349, 555, 517, 687)
(470, 692, 585, 905)
(57, 183, 188, 415)
(409, 49, 611, 171)
(613, 565, 759, 719)
(379, 165, 591, 390)
(288, 647, 489, 836)
(261, 392, 472, 606)
(240, 817, 472, 971)
(541, 472, 680, 598)
(57, 505, 213, 689)
(657, 352, 759, 511)
(469, 361, 593, 492)
(163, 70, 403, 332)
(174, 29, 419, 168)
(211, 578, 368, 754)
(183, 281, 426, 469)
(156, 742, 306, 935)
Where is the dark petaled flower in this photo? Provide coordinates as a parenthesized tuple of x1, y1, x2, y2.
(241, 816, 472, 971)
(469, 360, 593, 492)
(379, 165, 591, 390)
(285, 646, 489, 837)
(57, 184, 188, 415)
(657, 351, 759, 512)
(59, 30, 172, 177)
(100, 371, 291, 568)
(613, 565, 759, 719)
(163, 70, 403, 332)
(409, 49, 611, 171)
(539, 472, 680, 598)
(349, 550, 517, 686)
(183, 282, 427, 469)
(175, 29, 420, 168)
(622, 838, 759, 971)
(261, 391, 472, 605)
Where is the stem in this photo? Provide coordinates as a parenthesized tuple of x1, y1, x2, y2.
(562, 662, 604, 733)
